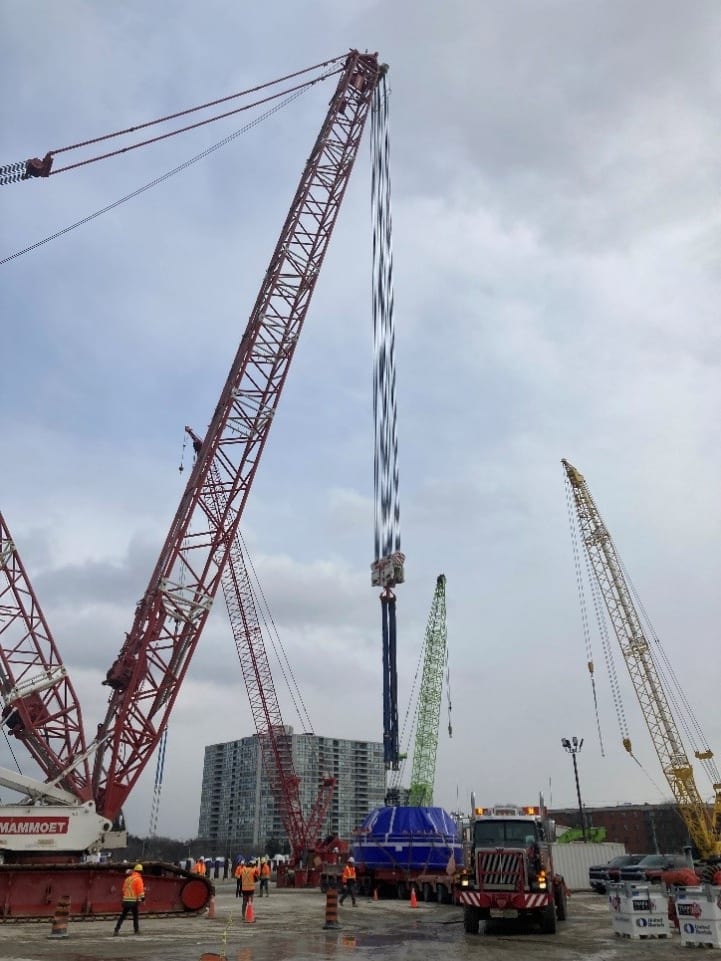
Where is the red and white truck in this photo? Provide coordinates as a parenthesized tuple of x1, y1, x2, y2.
(455, 804, 567, 934)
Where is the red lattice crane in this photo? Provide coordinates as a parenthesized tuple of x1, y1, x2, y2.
(0, 49, 385, 917)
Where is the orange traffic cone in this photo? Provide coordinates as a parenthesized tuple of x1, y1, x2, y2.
(410, 887, 418, 908)
(244, 898, 255, 924)
(206, 895, 216, 919)
(372, 887, 379, 902)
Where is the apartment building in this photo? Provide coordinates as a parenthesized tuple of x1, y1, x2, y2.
(197, 729, 385, 852)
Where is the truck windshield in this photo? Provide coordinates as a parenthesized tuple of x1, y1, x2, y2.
(474, 820, 539, 848)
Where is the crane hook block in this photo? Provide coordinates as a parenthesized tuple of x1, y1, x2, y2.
(23, 153, 53, 179)
(371, 551, 405, 588)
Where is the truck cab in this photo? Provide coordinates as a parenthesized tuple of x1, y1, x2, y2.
(456, 804, 566, 935)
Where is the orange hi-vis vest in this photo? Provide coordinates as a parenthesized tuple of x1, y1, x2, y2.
(234, 864, 243, 879)
(342, 864, 356, 883)
(260, 862, 271, 878)
(122, 871, 145, 902)
(241, 865, 259, 891)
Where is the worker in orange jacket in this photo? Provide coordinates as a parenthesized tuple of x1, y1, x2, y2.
(240, 859, 260, 919)
(194, 858, 206, 877)
(113, 864, 145, 936)
(339, 856, 357, 906)
(259, 857, 271, 897)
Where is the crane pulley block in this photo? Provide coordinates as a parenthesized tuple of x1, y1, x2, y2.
(371, 551, 405, 588)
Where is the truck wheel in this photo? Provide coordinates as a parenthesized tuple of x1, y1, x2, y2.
(436, 882, 450, 904)
(540, 902, 557, 934)
(422, 882, 433, 903)
(463, 906, 481, 933)
(555, 884, 567, 921)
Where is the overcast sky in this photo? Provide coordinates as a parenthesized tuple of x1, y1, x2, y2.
(2, 1, 721, 843)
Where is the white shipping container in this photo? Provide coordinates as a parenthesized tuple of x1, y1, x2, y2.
(551, 841, 626, 892)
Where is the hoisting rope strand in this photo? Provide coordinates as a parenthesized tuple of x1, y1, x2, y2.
(0, 73, 330, 267)
(0, 160, 27, 186)
(565, 475, 606, 756)
(371, 72, 402, 772)
(371, 72, 400, 562)
(50, 55, 345, 158)
(50, 68, 343, 176)
(0, 55, 345, 187)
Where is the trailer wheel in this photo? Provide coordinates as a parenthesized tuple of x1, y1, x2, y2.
(555, 883, 567, 921)
(422, 882, 433, 903)
(540, 902, 557, 934)
(436, 882, 450, 904)
(463, 905, 481, 933)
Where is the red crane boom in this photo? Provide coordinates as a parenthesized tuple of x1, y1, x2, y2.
(92, 50, 384, 822)
(0, 512, 90, 799)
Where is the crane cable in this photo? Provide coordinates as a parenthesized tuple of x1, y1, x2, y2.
(0, 63, 342, 267)
(238, 529, 314, 735)
(371, 73, 400, 566)
(0, 55, 345, 185)
(183, 437, 314, 734)
(565, 475, 607, 755)
(147, 726, 168, 842)
(564, 467, 688, 799)
(371, 70, 403, 774)
(622, 557, 721, 788)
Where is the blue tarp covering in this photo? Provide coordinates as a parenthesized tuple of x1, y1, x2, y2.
(352, 806, 462, 871)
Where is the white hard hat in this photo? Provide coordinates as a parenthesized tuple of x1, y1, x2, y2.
(347, 856, 355, 863)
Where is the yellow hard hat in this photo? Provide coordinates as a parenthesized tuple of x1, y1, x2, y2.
(133, 864, 143, 872)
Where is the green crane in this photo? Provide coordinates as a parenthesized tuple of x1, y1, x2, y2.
(408, 574, 449, 807)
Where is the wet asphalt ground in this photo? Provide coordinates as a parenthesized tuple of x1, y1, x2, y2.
(0, 882, 689, 960)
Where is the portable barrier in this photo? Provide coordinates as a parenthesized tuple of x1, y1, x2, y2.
(674, 884, 721, 948)
(607, 883, 671, 940)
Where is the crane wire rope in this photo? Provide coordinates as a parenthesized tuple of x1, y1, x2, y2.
(0, 55, 344, 184)
(183, 436, 314, 734)
(565, 476, 606, 756)
(621, 557, 721, 788)
(237, 529, 314, 735)
(371, 75, 400, 565)
(445, 643, 453, 738)
(0, 63, 342, 267)
(147, 726, 168, 842)
(371, 70, 403, 774)
(388, 634, 425, 792)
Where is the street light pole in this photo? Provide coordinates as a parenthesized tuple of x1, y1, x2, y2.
(561, 736, 587, 843)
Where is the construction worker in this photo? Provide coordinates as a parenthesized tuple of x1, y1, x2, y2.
(240, 858, 259, 919)
(194, 857, 206, 877)
(259, 856, 271, 896)
(113, 863, 145, 936)
(234, 858, 245, 898)
(339, 856, 357, 906)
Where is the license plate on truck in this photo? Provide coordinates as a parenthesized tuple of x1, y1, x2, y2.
(490, 909, 518, 918)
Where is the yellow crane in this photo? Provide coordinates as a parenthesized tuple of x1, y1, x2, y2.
(562, 459, 721, 860)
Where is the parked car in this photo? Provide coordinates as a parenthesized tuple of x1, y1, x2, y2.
(618, 853, 690, 885)
(589, 854, 645, 894)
